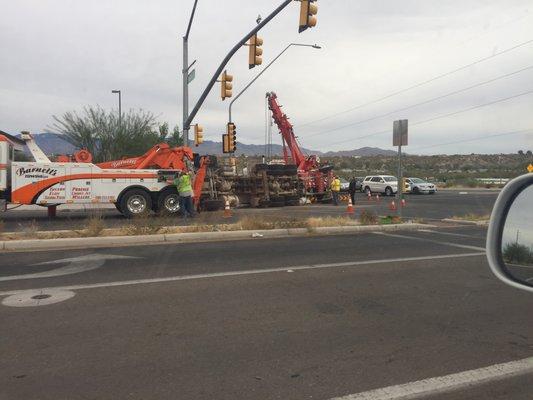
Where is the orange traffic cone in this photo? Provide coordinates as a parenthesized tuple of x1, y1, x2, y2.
(367, 192, 372, 201)
(346, 197, 355, 215)
(223, 199, 232, 218)
(401, 198, 406, 208)
(389, 200, 397, 211)
(375, 194, 380, 202)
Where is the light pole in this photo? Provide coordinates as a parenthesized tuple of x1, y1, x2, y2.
(229, 43, 321, 122)
(111, 89, 121, 128)
(182, 0, 199, 147)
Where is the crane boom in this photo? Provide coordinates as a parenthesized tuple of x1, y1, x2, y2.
(266, 91, 333, 196)
(266, 92, 307, 169)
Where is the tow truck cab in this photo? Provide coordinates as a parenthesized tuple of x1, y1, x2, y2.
(0, 131, 25, 209)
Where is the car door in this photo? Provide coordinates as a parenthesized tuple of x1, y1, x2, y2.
(370, 177, 382, 192)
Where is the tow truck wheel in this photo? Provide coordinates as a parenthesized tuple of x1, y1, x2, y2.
(157, 190, 180, 215)
(120, 189, 152, 218)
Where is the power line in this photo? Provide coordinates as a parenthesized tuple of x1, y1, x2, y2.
(410, 129, 533, 151)
(296, 38, 533, 128)
(304, 64, 533, 138)
(319, 89, 533, 148)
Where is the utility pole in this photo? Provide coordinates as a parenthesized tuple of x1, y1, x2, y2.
(182, 0, 198, 147)
(393, 119, 408, 219)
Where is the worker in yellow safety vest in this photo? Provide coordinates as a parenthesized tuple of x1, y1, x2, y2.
(174, 171, 195, 219)
(331, 175, 341, 206)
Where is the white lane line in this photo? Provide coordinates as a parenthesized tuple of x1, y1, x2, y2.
(374, 232, 486, 251)
(417, 229, 485, 239)
(0, 252, 484, 296)
(329, 356, 533, 400)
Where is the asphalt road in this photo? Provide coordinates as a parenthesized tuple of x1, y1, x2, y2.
(1, 189, 498, 232)
(1, 225, 532, 399)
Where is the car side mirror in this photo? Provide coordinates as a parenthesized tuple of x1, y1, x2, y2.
(487, 173, 533, 292)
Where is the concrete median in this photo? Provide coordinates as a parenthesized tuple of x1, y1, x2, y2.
(0, 223, 430, 252)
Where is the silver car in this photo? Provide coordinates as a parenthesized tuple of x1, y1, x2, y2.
(405, 177, 437, 194)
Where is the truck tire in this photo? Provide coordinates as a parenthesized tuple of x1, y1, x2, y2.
(120, 189, 152, 218)
(385, 186, 393, 197)
(156, 189, 181, 215)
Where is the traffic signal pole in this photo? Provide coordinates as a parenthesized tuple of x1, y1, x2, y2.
(229, 43, 320, 123)
(182, 0, 199, 147)
(184, 0, 293, 131)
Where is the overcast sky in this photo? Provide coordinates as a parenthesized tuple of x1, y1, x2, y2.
(1, 0, 533, 154)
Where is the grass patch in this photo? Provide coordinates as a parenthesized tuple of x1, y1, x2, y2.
(78, 213, 106, 237)
(121, 214, 167, 235)
(379, 215, 402, 225)
(19, 219, 39, 238)
(359, 210, 378, 225)
(451, 213, 490, 222)
(306, 216, 356, 228)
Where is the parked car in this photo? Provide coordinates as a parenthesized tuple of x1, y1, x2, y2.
(339, 178, 350, 191)
(354, 177, 364, 192)
(361, 175, 398, 196)
(404, 177, 437, 194)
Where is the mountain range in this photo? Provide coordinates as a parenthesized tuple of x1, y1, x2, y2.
(15, 132, 396, 157)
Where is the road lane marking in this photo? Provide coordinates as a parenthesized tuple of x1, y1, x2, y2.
(0, 252, 484, 296)
(417, 229, 485, 239)
(0, 254, 141, 282)
(329, 356, 533, 400)
(374, 232, 486, 251)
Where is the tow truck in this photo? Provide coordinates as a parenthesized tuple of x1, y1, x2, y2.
(0, 130, 216, 217)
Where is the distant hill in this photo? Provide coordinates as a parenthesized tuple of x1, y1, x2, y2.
(11, 132, 396, 157)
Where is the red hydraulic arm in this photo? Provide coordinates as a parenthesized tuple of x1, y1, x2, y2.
(266, 92, 307, 168)
(96, 144, 195, 170)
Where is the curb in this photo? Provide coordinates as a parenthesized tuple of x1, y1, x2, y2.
(442, 218, 490, 226)
(0, 223, 430, 252)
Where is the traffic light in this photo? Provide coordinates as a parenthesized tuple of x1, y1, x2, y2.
(220, 70, 233, 100)
(222, 134, 230, 154)
(227, 122, 237, 152)
(299, 0, 318, 33)
(194, 124, 203, 147)
(248, 34, 263, 69)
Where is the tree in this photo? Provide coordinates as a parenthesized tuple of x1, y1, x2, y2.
(503, 242, 533, 265)
(158, 123, 183, 147)
(50, 106, 161, 162)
